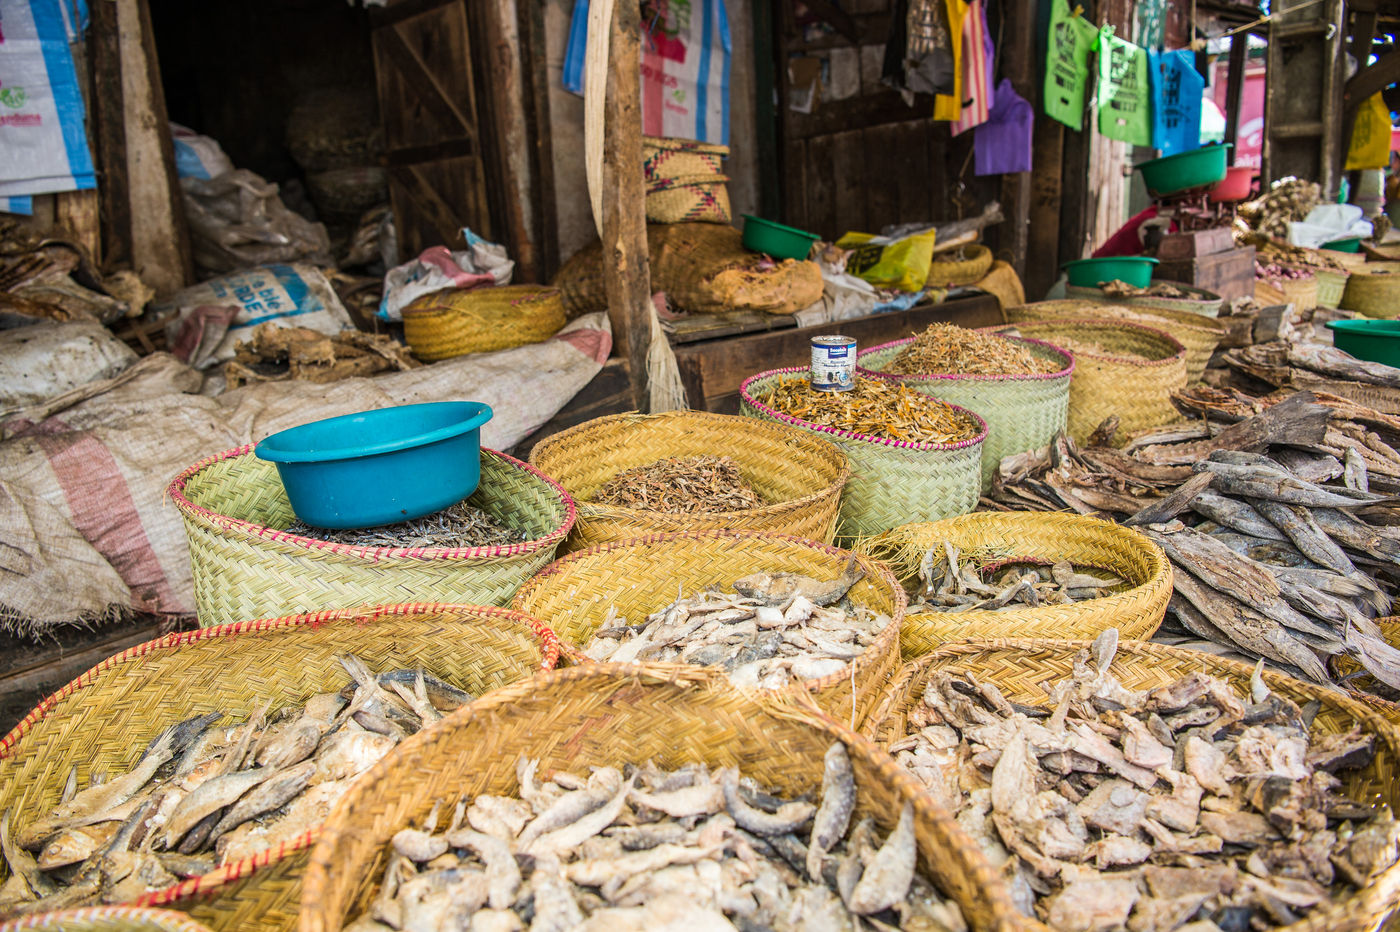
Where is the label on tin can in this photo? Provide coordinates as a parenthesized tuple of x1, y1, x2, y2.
(810, 335, 857, 391)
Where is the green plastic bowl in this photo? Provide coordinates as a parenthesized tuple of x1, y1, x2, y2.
(1063, 257, 1159, 289)
(742, 214, 820, 260)
(1322, 236, 1363, 253)
(1136, 144, 1232, 196)
(1326, 319, 1400, 367)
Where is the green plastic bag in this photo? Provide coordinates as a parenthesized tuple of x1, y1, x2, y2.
(1097, 26, 1152, 146)
(1044, 0, 1098, 131)
(836, 230, 937, 293)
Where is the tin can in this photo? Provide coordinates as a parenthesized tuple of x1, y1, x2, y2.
(809, 335, 857, 391)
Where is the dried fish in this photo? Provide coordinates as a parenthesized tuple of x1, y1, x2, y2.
(890, 631, 1399, 931)
(887, 323, 1062, 376)
(591, 455, 764, 514)
(349, 747, 964, 931)
(756, 375, 983, 444)
(286, 501, 526, 549)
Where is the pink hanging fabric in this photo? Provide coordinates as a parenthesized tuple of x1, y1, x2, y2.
(951, 0, 994, 135)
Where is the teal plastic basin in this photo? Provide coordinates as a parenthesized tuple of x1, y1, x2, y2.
(1322, 236, 1362, 253)
(1326, 319, 1400, 368)
(256, 401, 493, 529)
(1063, 257, 1158, 289)
(742, 214, 820, 260)
(1137, 144, 1232, 196)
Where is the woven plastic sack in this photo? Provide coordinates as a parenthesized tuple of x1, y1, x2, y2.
(402, 285, 566, 360)
(0, 319, 137, 409)
(836, 229, 937, 293)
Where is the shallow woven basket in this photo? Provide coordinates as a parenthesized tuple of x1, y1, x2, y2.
(739, 367, 987, 539)
(854, 512, 1172, 659)
(1007, 301, 1224, 383)
(1065, 281, 1224, 317)
(1260, 272, 1319, 311)
(401, 285, 566, 361)
(1342, 269, 1400, 319)
(0, 907, 214, 932)
(857, 335, 1072, 491)
(992, 319, 1187, 446)
(863, 638, 1400, 932)
(927, 243, 994, 287)
(642, 135, 727, 181)
(528, 410, 849, 550)
(645, 174, 732, 223)
(511, 529, 905, 728)
(299, 664, 1022, 932)
(168, 446, 575, 626)
(0, 604, 560, 932)
(1314, 267, 1351, 309)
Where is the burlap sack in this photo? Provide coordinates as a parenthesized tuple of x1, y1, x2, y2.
(0, 314, 611, 635)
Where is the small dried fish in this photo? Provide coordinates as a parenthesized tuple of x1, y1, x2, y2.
(887, 323, 1062, 376)
(756, 375, 983, 445)
(591, 455, 764, 514)
(286, 501, 526, 549)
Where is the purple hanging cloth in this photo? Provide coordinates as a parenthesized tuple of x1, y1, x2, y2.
(974, 79, 1033, 175)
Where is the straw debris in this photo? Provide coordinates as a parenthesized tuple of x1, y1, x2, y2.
(591, 455, 764, 514)
(757, 375, 982, 444)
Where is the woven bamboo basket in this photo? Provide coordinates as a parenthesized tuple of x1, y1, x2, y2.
(1320, 248, 1370, 270)
(854, 512, 1172, 659)
(527, 410, 849, 550)
(857, 335, 1072, 490)
(927, 244, 994, 287)
(1259, 271, 1319, 311)
(863, 638, 1400, 932)
(1363, 241, 1400, 262)
(1314, 267, 1351, 308)
(739, 367, 986, 538)
(512, 529, 905, 728)
(1007, 301, 1224, 383)
(168, 446, 575, 626)
(0, 907, 215, 932)
(0, 603, 560, 932)
(1065, 281, 1224, 317)
(1342, 269, 1400, 319)
(645, 173, 732, 224)
(299, 664, 1023, 932)
(991, 319, 1187, 446)
(642, 135, 727, 181)
(401, 285, 566, 361)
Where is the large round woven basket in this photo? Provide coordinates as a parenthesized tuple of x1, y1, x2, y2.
(401, 285, 566, 361)
(527, 410, 849, 550)
(992, 319, 1187, 446)
(1342, 269, 1400, 319)
(854, 512, 1172, 659)
(299, 664, 1023, 932)
(0, 604, 560, 932)
(1065, 280, 1224, 317)
(168, 446, 575, 626)
(0, 908, 214, 932)
(857, 335, 1072, 491)
(1006, 301, 1224, 383)
(739, 367, 987, 539)
(863, 638, 1400, 932)
(511, 529, 905, 728)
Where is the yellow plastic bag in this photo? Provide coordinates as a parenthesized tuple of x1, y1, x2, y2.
(836, 230, 937, 292)
(1346, 93, 1392, 171)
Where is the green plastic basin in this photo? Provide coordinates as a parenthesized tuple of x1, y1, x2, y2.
(1326, 319, 1400, 368)
(1322, 236, 1362, 253)
(1063, 257, 1158, 289)
(742, 214, 820, 260)
(1137, 144, 1231, 196)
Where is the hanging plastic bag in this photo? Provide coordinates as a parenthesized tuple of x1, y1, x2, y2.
(1044, 0, 1098, 131)
(1149, 50, 1204, 156)
(1097, 26, 1152, 146)
(0, 0, 97, 198)
(835, 230, 937, 293)
(564, 0, 732, 145)
(1346, 93, 1392, 171)
(975, 79, 1034, 175)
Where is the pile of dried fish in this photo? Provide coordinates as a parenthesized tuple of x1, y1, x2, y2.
(1239, 234, 1348, 272)
(287, 502, 527, 549)
(225, 322, 419, 390)
(986, 391, 1400, 691)
(0, 218, 148, 328)
(1098, 281, 1194, 299)
(886, 323, 1060, 377)
(756, 376, 982, 444)
(583, 561, 891, 689)
(591, 456, 764, 515)
(349, 744, 964, 931)
(890, 631, 1399, 932)
(910, 544, 1126, 613)
(1224, 342, 1400, 421)
(0, 655, 471, 917)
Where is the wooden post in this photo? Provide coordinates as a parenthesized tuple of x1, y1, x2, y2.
(600, 0, 653, 412)
(997, 0, 1036, 280)
(1223, 34, 1247, 165)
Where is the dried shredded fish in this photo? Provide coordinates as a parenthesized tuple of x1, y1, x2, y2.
(591, 455, 763, 514)
(757, 375, 982, 444)
(887, 323, 1061, 377)
(286, 501, 526, 549)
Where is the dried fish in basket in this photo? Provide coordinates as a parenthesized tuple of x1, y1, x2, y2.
(286, 500, 526, 550)
(855, 513, 1172, 658)
(858, 330, 1073, 490)
(529, 410, 848, 550)
(0, 604, 559, 932)
(741, 367, 987, 538)
(299, 664, 1028, 932)
(513, 529, 905, 729)
(865, 633, 1400, 932)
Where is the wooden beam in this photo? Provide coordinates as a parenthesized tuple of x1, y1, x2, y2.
(89, 0, 130, 271)
(600, 0, 653, 412)
(1223, 34, 1248, 163)
(475, 0, 539, 282)
(997, 0, 1036, 278)
(518, 0, 560, 279)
